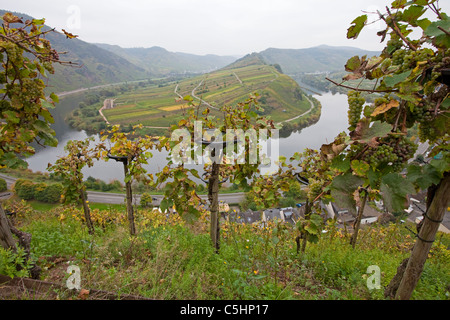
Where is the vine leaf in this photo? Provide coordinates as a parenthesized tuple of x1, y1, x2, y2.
(347, 15, 367, 39)
(380, 173, 415, 213)
(407, 163, 441, 191)
(384, 70, 412, 87)
(371, 100, 399, 117)
(329, 172, 364, 215)
(350, 119, 392, 147)
(320, 141, 347, 161)
(351, 160, 370, 177)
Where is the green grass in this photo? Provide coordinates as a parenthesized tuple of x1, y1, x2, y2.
(5, 202, 449, 300)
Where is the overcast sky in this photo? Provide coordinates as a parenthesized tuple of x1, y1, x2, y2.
(3, 0, 449, 56)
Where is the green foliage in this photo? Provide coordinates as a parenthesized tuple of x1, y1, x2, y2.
(0, 247, 31, 278)
(0, 177, 7, 192)
(157, 93, 277, 219)
(15, 180, 35, 200)
(0, 12, 68, 169)
(47, 137, 103, 204)
(140, 192, 153, 208)
(13, 178, 63, 203)
(101, 124, 155, 186)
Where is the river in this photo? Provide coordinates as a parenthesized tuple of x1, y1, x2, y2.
(25, 85, 350, 182)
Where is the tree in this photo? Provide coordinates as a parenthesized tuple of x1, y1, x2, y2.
(100, 124, 155, 236)
(0, 12, 76, 277)
(48, 138, 103, 235)
(157, 94, 278, 252)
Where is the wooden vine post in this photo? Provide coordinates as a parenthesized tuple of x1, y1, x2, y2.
(395, 173, 450, 299)
(107, 154, 136, 236)
(350, 188, 368, 249)
(0, 205, 16, 251)
(295, 173, 312, 254)
(199, 138, 233, 253)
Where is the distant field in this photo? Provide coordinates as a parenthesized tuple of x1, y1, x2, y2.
(102, 63, 313, 128)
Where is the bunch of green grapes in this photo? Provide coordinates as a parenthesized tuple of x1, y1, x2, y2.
(387, 38, 403, 53)
(347, 91, 365, 127)
(431, 55, 450, 81)
(358, 136, 417, 171)
(411, 101, 435, 123)
(397, 48, 433, 73)
(391, 49, 406, 66)
(307, 179, 323, 201)
(418, 122, 438, 143)
(365, 144, 398, 168)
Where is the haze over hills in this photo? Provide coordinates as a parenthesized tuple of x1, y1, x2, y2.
(259, 45, 380, 74)
(94, 43, 238, 75)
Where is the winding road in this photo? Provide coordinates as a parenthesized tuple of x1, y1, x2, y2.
(277, 94, 316, 124)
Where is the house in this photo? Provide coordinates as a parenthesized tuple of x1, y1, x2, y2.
(280, 207, 297, 225)
(227, 209, 262, 224)
(262, 208, 283, 222)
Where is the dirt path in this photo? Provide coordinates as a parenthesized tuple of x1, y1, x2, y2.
(98, 98, 115, 125)
(233, 72, 243, 85)
(191, 78, 219, 110)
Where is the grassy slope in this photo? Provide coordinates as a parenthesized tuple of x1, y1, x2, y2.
(4, 203, 449, 300)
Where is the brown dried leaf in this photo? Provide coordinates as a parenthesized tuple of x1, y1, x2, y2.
(371, 100, 400, 117)
(3, 13, 23, 24)
(320, 142, 346, 161)
(61, 29, 78, 39)
(78, 288, 90, 300)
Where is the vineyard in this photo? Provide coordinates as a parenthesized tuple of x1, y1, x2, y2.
(0, 0, 449, 302)
(82, 62, 313, 130)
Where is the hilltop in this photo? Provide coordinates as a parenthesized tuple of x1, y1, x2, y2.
(94, 43, 237, 75)
(0, 10, 152, 93)
(259, 45, 380, 74)
(0, 10, 238, 93)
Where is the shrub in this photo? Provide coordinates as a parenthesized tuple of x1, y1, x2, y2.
(0, 178, 7, 192)
(43, 184, 64, 203)
(140, 193, 153, 208)
(33, 182, 48, 202)
(13, 179, 63, 203)
(16, 180, 35, 200)
(13, 178, 29, 193)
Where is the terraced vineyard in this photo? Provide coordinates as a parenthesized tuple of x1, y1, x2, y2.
(102, 56, 315, 129)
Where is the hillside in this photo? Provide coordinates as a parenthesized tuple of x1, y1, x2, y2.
(68, 54, 318, 134)
(0, 10, 152, 93)
(259, 45, 380, 74)
(94, 43, 237, 75)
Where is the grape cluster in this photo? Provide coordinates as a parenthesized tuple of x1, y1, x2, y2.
(387, 38, 403, 52)
(391, 49, 406, 66)
(410, 101, 435, 123)
(357, 136, 417, 171)
(418, 123, 438, 143)
(347, 91, 365, 127)
(390, 47, 434, 73)
(365, 144, 398, 168)
(431, 55, 450, 81)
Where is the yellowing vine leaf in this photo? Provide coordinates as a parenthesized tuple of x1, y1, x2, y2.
(371, 100, 400, 117)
